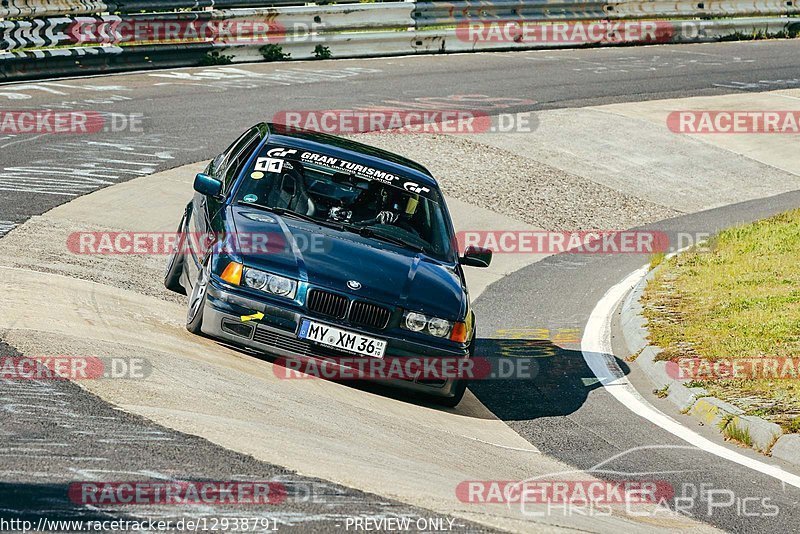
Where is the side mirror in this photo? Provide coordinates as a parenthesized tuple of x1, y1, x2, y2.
(460, 246, 492, 268)
(194, 173, 222, 198)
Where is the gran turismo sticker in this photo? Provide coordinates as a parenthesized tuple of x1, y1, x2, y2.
(243, 194, 258, 203)
(259, 146, 434, 197)
(297, 150, 433, 196)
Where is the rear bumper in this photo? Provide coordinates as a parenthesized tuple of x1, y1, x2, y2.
(201, 280, 469, 399)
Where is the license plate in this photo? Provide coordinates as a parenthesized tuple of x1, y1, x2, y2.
(298, 320, 386, 359)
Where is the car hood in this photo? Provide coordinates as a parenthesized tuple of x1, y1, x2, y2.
(228, 206, 466, 320)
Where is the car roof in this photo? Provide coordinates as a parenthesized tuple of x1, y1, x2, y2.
(263, 123, 439, 190)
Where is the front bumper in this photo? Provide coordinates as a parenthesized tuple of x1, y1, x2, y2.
(201, 280, 470, 399)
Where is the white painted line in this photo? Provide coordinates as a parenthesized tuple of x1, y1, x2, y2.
(581, 265, 800, 489)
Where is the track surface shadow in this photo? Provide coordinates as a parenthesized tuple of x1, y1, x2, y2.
(218, 336, 623, 423)
(469, 339, 629, 421)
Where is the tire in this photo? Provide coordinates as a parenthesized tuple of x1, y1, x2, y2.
(432, 325, 476, 408)
(186, 260, 210, 334)
(164, 213, 188, 295)
(434, 379, 468, 408)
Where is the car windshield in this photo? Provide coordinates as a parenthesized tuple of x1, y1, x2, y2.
(233, 146, 454, 261)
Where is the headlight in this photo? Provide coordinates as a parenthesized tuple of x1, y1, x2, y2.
(267, 274, 294, 297)
(402, 312, 454, 339)
(244, 269, 268, 290)
(243, 268, 297, 299)
(427, 317, 452, 337)
(404, 312, 428, 332)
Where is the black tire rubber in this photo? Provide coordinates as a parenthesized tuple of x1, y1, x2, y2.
(431, 325, 476, 408)
(186, 260, 210, 334)
(164, 213, 187, 295)
(434, 379, 468, 408)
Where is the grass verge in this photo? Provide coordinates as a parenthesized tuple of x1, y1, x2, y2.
(642, 209, 800, 432)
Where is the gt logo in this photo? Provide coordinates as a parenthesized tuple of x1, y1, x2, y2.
(404, 181, 430, 195)
(267, 147, 298, 158)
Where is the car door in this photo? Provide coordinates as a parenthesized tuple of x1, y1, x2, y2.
(185, 127, 262, 286)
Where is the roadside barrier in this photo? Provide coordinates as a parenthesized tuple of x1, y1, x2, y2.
(1, 0, 798, 81)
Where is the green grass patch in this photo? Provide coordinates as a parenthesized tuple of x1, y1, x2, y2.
(649, 252, 666, 271)
(642, 209, 800, 432)
(721, 417, 753, 447)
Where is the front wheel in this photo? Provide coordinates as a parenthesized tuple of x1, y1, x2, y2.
(164, 213, 187, 295)
(432, 327, 476, 408)
(434, 379, 468, 408)
(186, 260, 210, 334)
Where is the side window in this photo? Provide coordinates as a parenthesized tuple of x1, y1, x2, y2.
(213, 128, 260, 191)
(209, 131, 247, 177)
(224, 134, 262, 193)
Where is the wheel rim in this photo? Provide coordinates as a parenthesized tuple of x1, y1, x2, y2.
(187, 266, 208, 323)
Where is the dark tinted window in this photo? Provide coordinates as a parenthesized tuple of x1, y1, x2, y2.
(234, 147, 453, 261)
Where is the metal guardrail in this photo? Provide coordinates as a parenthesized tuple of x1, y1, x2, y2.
(1, 1, 798, 82)
(0, 0, 382, 18)
(1, 4, 413, 51)
(414, 1, 609, 26)
(413, 0, 799, 26)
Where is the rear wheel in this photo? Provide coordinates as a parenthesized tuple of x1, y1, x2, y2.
(186, 260, 210, 334)
(164, 213, 187, 295)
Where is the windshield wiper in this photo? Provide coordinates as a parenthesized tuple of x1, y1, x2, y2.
(238, 202, 344, 230)
(350, 225, 426, 253)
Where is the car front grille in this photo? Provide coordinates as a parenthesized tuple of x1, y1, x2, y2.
(307, 289, 348, 319)
(306, 288, 393, 330)
(253, 328, 309, 354)
(349, 301, 392, 330)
